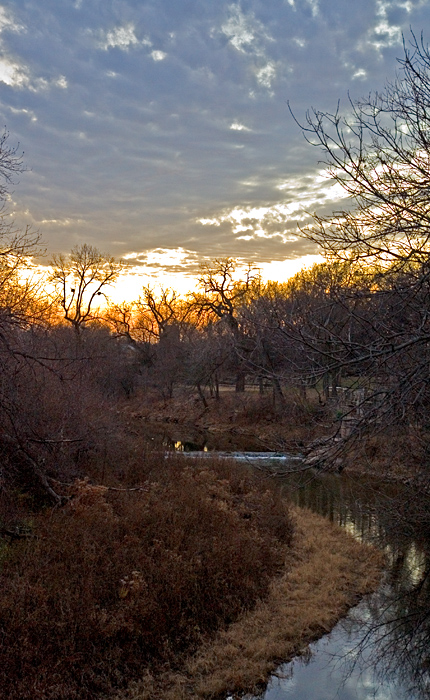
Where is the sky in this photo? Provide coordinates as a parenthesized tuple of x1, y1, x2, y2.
(0, 0, 430, 297)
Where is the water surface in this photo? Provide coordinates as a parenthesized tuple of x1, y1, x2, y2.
(247, 471, 430, 700)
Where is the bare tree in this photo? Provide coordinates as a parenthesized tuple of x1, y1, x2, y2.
(105, 301, 139, 345)
(143, 287, 187, 397)
(189, 258, 260, 392)
(288, 33, 430, 472)
(0, 129, 45, 321)
(50, 244, 124, 336)
(136, 285, 189, 341)
(294, 32, 430, 269)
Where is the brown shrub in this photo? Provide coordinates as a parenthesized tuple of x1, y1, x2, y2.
(0, 459, 293, 700)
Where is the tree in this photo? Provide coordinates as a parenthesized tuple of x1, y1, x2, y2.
(189, 258, 260, 392)
(134, 286, 191, 398)
(291, 33, 430, 470)
(0, 129, 45, 320)
(295, 32, 430, 269)
(0, 129, 72, 504)
(50, 244, 124, 336)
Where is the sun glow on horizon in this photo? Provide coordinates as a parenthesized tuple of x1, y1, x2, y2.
(108, 253, 324, 303)
(23, 251, 324, 308)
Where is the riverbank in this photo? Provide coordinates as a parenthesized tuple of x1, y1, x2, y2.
(125, 389, 330, 451)
(115, 507, 384, 700)
(0, 392, 385, 700)
(130, 391, 430, 487)
(0, 458, 294, 700)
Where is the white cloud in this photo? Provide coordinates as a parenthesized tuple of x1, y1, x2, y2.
(219, 4, 277, 91)
(0, 8, 68, 91)
(0, 57, 64, 92)
(0, 7, 29, 87)
(118, 248, 199, 297)
(255, 61, 277, 89)
(124, 247, 195, 267)
(230, 122, 251, 131)
(0, 6, 24, 34)
(363, 1, 403, 53)
(150, 50, 167, 61)
(9, 106, 37, 122)
(292, 37, 306, 48)
(40, 217, 86, 226)
(352, 68, 367, 79)
(306, 0, 319, 17)
(221, 4, 258, 53)
(198, 171, 349, 242)
(54, 75, 68, 89)
(96, 23, 140, 51)
(0, 57, 29, 87)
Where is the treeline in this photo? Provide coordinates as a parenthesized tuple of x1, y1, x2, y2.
(2, 239, 430, 502)
(3, 32, 430, 504)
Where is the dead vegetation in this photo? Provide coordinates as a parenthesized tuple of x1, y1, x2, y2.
(114, 507, 384, 700)
(0, 458, 293, 700)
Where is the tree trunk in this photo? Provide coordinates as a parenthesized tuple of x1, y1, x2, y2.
(196, 382, 208, 409)
(235, 370, 246, 393)
(272, 376, 285, 409)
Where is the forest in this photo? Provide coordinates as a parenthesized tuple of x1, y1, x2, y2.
(1, 33, 430, 700)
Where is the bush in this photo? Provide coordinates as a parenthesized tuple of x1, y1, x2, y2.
(0, 458, 293, 700)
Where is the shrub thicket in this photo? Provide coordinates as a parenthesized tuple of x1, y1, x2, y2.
(0, 457, 293, 700)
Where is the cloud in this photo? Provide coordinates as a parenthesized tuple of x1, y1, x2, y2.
(0, 5, 67, 91)
(255, 61, 277, 89)
(0, 55, 67, 91)
(1, 0, 430, 287)
(0, 6, 28, 87)
(306, 0, 320, 17)
(150, 49, 167, 61)
(0, 57, 28, 87)
(124, 247, 198, 270)
(94, 23, 141, 51)
(0, 5, 24, 33)
(197, 170, 349, 244)
(217, 3, 278, 91)
(220, 4, 265, 53)
(361, 0, 413, 53)
(230, 122, 251, 131)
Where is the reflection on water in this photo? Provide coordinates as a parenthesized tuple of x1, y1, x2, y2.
(247, 471, 430, 700)
(140, 424, 274, 454)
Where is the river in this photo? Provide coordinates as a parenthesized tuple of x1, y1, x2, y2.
(168, 438, 430, 700)
(246, 468, 430, 700)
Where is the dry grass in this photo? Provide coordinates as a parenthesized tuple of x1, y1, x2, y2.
(339, 427, 428, 480)
(116, 507, 384, 700)
(0, 458, 293, 700)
